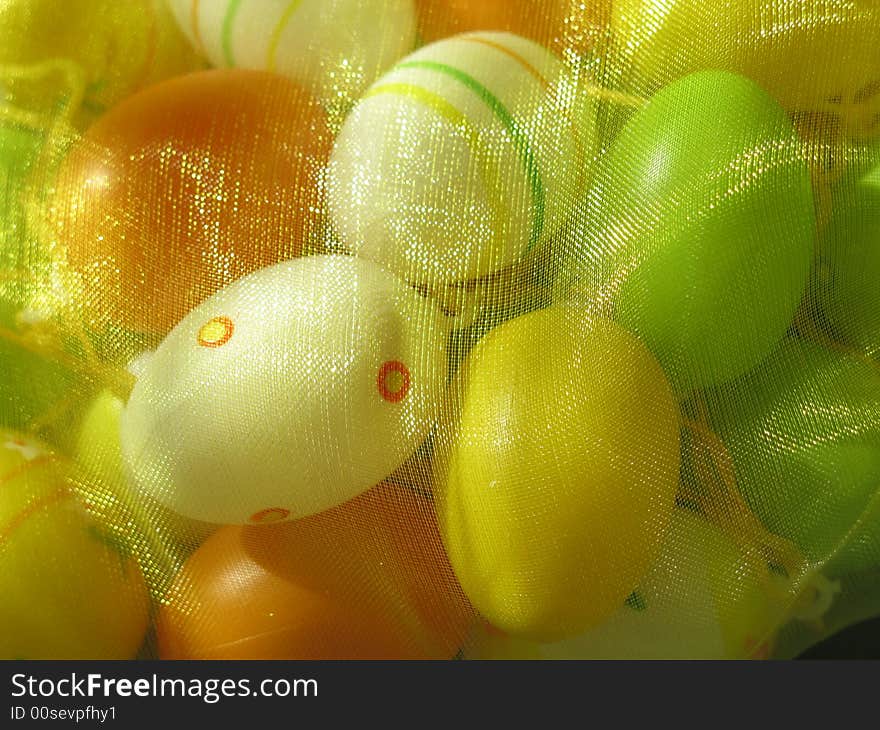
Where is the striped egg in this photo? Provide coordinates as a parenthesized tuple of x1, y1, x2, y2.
(120, 255, 449, 526)
(328, 31, 592, 288)
(166, 0, 417, 110)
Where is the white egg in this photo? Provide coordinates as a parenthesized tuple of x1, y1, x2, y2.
(328, 31, 591, 287)
(120, 255, 448, 525)
(166, 0, 417, 110)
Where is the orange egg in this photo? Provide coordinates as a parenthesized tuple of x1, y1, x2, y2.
(49, 69, 332, 335)
(416, 0, 611, 53)
(157, 483, 475, 660)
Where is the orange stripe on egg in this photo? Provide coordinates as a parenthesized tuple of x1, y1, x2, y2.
(462, 33, 589, 192)
(462, 35, 547, 87)
(0, 487, 72, 546)
(249, 507, 291, 524)
(0, 454, 56, 490)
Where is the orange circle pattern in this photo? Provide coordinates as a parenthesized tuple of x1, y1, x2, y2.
(197, 316, 235, 348)
(249, 507, 291, 524)
(377, 361, 412, 404)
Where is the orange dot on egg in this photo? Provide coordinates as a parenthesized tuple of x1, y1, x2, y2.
(248, 507, 290, 524)
(197, 316, 234, 348)
(377, 361, 411, 403)
(157, 483, 475, 659)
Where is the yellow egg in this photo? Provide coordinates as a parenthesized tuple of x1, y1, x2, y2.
(545, 510, 782, 659)
(465, 510, 791, 659)
(0, 428, 149, 659)
(437, 306, 680, 640)
(610, 0, 880, 138)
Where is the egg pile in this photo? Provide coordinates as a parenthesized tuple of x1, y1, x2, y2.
(0, 0, 878, 659)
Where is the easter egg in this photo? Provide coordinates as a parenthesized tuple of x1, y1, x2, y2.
(415, 0, 611, 54)
(76, 390, 128, 495)
(610, 0, 880, 138)
(701, 339, 880, 578)
(466, 511, 783, 659)
(76, 389, 216, 552)
(0, 0, 203, 126)
(539, 510, 782, 659)
(437, 306, 680, 640)
(328, 32, 592, 288)
(553, 70, 815, 393)
(121, 255, 449, 525)
(816, 159, 880, 357)
(167, 0, 416, 113)
(157, 483, 475, 659)
(0, 429, 149, 659)
(49, 69, 332, 335)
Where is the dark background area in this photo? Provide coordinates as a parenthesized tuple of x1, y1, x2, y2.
(798, 617, 880, 659)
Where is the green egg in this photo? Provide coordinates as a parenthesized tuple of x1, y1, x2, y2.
(700, 338, 880, 577)
(609, 0, 880, 136)
(554, 70, 815, 393)
(816, 158, 880, 357)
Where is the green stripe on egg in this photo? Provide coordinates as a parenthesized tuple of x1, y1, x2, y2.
(397, 59, 546, 253)
(363, 81, 511, 254)
(221, 0, 244, 67)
